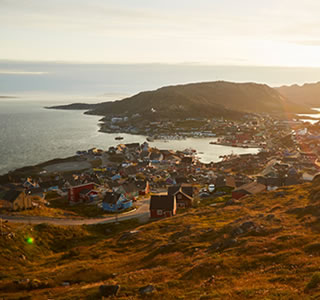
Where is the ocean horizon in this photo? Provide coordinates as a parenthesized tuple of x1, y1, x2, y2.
(2, 61, 320, 97)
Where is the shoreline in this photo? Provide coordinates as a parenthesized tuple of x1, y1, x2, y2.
(0, 138, 261, 179)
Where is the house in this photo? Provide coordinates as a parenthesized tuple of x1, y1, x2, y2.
(215, 176, 236, 191)
(135, 180, 150, 195)
(26, 187, 45, 201)
(39, 179, 64, 192)
(284, 176, 300, 186)
(23, 178, 38, 189)
(232, 182, 266, 199)
(111, 174, 121, 181)
(303, 172, 315, 182)
(117, 182, 139, 199)
(140, 150, 150, 160)
(141, 142, 149, 152)
(102, 192, 132, 212)
(63, 174, 81, 187)
(168, 184, 195, 208)
(257, 176, 282, 188)
(79, 188, 99, 202)
(150, 151, 163, 162)
(299, 151, 317, 162)
(0, 189, 32, 211)
(121, 165, 139, 177)
(175, 176, 189, 184)
(173, 188, 194, 208)
(150, 194, 176, 218)
(68, 183, 96, 203)
(181, 157, 194, 165)
(125, 143, 140, 151)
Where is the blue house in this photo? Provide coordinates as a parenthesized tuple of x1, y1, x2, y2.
(102, 192, 132, 212)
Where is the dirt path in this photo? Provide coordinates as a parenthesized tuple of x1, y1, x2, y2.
(0, 199, 150, 226)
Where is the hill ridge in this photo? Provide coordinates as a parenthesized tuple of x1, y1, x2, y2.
(48, 80, 312, 120)
(277, 81, 320, 107)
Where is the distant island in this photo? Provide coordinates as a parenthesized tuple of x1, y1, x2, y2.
(0, 95, 18, 99)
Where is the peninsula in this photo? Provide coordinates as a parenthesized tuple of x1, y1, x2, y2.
(47, 81, 313, 138)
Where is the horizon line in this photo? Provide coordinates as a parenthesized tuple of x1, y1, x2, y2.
(2, 59, 320, 69)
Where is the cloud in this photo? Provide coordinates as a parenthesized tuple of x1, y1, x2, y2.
(2, 0, 320, 66)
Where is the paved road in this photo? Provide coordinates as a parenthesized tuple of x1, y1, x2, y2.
(0, 199, 150, 226)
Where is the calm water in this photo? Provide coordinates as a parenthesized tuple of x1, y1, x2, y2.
(298, 108, 320, 125)
(0, 97, 259, 175)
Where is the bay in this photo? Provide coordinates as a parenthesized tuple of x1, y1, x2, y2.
(0, 96, 259, 175)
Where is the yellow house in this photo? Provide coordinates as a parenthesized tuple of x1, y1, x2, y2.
(0, 190, 32, 211)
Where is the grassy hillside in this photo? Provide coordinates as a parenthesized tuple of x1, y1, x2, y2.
(2, 181, 320, 299)
(49, 81, 312, 120)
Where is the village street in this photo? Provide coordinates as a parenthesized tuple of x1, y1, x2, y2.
(0, 199, 150, 226)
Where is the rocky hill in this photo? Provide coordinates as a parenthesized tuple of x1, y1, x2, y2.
(3, 180, 320, 299)
(48, 81, 312, 120)
(277, 82, 320, 107)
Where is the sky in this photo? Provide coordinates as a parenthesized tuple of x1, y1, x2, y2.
(2, 0, 320, 67)
(2, 0, 320, 95)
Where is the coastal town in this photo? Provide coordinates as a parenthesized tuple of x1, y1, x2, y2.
(99, 111, 313, 147)
(5, 1, 320, 298)
(1, 115, 320, 220)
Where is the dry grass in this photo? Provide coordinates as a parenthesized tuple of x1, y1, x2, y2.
(2, 182, 320, 298)
(8, 195, 135, 219)
(13, 206, 80, 219)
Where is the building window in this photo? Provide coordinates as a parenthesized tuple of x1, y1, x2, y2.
(157, 209, 163, 215)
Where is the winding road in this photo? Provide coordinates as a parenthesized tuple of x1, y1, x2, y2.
(0, 199, 150, 226)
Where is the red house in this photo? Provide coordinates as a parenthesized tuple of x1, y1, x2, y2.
(168, 185, 194, 208)
(150, 195, 176, 218)
(68, 183, 95, 203)
(136, 180, 150, 196)
(79, 188, 99, 202)
(232, 182, 266, 200)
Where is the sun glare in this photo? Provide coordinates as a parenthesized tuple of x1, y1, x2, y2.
(26, 237, 34, 244)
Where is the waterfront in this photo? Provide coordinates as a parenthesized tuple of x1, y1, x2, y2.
(0, 97, 259, 175)
(298, 108, 320, 124)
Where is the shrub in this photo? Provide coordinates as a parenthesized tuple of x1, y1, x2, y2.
(305, 272, 320, 291)
(305, 243, 320, 255)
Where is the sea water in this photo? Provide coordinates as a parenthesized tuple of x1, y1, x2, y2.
(0, 96, 259, 175)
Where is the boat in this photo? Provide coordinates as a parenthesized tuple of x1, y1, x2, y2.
(146, 137, 154, 142)
(115, 136, 124, 140)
